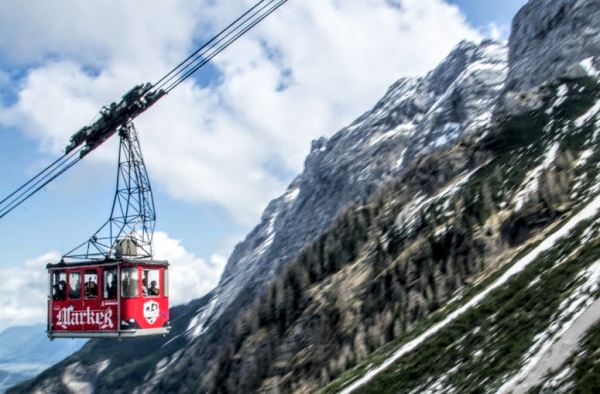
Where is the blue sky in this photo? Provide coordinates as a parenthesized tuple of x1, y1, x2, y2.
(0, 0, 527, 330)
(448, 0, 528, 33)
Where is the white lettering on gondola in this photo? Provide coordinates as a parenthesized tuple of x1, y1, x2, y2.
(56, 306, 115, 329)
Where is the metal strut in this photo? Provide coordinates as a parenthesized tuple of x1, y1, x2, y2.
(0, 0, 290, 220)
(63, 123, 156, 261)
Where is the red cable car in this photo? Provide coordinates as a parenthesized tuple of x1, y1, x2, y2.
(45, 124, 171, 340)
(47, 259, 170, 339)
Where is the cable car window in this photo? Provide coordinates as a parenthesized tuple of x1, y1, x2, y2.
(104, 268, 118, 299)
(52, 271, 67, 301)
(142, 269, 160, 297)
(163, 269, 169, 298)
(84, 270, 98, 298)
(68, 271, 81, 299)
(121, 267, 139, 298)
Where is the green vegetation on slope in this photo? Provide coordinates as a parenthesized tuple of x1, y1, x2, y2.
(321, 76, 600, 393)
(348, 219, 600, 393)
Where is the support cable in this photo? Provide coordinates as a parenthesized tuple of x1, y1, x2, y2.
(157, 0, 288, 93)
(153, 0, 268, 90)
(0, 148, 83, 219)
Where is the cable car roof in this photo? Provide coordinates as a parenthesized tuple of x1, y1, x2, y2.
(46, 258, 169, 269)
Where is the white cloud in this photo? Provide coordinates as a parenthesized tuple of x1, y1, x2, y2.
(0, 0, 481, 225)
(153, 231, 227, 306)
(484, 22, 511, 41)
(0, 0, 199, 69)
(0, 252, 58, 332)
(0, 232, 224, 332)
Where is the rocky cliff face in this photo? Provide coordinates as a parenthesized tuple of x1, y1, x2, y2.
(506, 0, 600, 92)
(319, 70, 600, 393)
(164, 39, 508, 393)
(194, 39, 507, 340)
(496, 0, 600, 117)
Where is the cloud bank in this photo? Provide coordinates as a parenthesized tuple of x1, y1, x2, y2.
(0, 0, 481, 225)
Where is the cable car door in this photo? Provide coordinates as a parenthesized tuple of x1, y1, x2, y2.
(81, 269, 100, 331)
(50, 270, 69, 332)
(99, 267, 118, 332)
(60, 268, 84, 332)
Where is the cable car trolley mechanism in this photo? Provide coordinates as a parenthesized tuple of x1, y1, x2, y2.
(0, 0, 290, 340)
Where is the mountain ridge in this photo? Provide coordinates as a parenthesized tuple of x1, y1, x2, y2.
(0, 324, 85, 393)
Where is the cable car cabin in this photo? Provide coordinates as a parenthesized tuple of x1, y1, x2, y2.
(46, 259, 170, 340)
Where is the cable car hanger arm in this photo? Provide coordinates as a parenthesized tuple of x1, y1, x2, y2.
(0, 0, 288, 219)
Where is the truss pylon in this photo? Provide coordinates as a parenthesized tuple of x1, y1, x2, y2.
(63, 123, 156, 261)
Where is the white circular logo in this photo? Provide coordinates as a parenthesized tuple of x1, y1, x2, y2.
(143, 300, 160, 324)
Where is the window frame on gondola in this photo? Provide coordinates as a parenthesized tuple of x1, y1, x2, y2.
(121, 266, 139, 298)
(52, 271, 67, 301)
(104, 267, 118, 299)
(68, 270, 82, 300)
(142, 268, 160, 297)
(84, 269, 98, 299)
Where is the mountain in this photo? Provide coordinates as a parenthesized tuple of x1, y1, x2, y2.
(322, 74, 600, 393)
(196, 37, 508, 340)
(0, 324, 85, 393)
(9, 0, 600, 392)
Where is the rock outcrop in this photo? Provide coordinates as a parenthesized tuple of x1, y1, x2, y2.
(196, 40, 508, 341)
(496, 0, 600, 117)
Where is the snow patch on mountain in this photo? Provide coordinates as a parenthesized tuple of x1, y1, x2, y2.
(62, 363, 92, 394)
(187, 296, 219, 339)
(580, 57, 600, 77)
(341, 191, 600, 393)
(513, 142, 559, 211)
(368, 123, 414, 147)
(498, 259, 600, 393)
(574, 100, 600, 128)
(431, 123, 461, 148)
(284, 187, 300, 203)
(395, 167, 480, 234)
(96, 360, 109, 375)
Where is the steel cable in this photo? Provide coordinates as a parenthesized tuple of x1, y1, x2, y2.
(157, 0, 288, 93)
(153, 0, 269, 90)
(0, 147, 83, 219)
